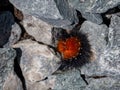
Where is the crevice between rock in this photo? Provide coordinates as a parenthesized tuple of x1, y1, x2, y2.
(14, 48, 27, 90)
(101, 6, 120, 27)
(77, 68, 89, 85)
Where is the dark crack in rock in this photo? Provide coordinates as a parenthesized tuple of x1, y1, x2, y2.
(0, 48, 23, 90)
(0, 11, 14, 47)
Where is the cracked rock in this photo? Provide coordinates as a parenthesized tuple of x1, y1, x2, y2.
(9, 0, 78, 29)
(68, 0, 120, 14)
(68, 0, 120, 24)
(85, 76, 120, 90)
(4, 23, 21, 47)
(13, 39, 61, 83)
(22, 14, 53, 45)
(98, 15, 120, 76)
(80, 21, 108, 59)
(52, 69, 87, 90)
(79, 21, 109, 75)
(0, 11, 21, 48)
(26, 76, 56, 90)
(80, 16, 120, 76)
(0, 48, 23, 90)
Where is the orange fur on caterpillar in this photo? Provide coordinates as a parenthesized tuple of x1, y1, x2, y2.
(57, 37, 81, 60)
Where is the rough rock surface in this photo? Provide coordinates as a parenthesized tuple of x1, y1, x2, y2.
(53, 69, 87, 90)
(85, 76, 120, 90)
(22, 14, 53, 45)
(13, 39, 60, 83)
(26, 76, 56, 90)
(9, 0, 78, 29)
(1, 0, 120, 90)
(80, 21, 108, 56)
(69, 0, 120, 13)
(0, 48, 23, 90)
(99, 15, 120, 75)
(4, 23, 21, 47)
(79, 21, 108, 76)
(80, 15, 120, 77)
(0, 11, 14, 47)
(68, 0, 120, 24)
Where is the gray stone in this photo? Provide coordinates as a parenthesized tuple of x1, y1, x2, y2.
(81, 12, 103, 24)
(91, 0, 120, 13)
(3, 73, 23, 90)
(80, 16, 120, 76)
(54, 0, 78, 25)
(68, 0, 103, 24)
(79, 21, 108, 75)
(98, 15, 120, 76)
(22, 14, 53, 45)
(0, 48, 23, 90)
(80, 21, 108, 58)
(68, 0, 120, 13)
(0, 11, 15, 47)
(85, 76, 120, 90)
(10, 0, 78, 28)
(28, 66, 120, 90)
(109, 15, 120, 47)
(26, 76, 56, 90)
(52, 69, 87, 90)
(3, 23, 21, 47)
(68, 0, 120, 24)
(10, 0, 62, 19)
(13, 39, 61, 83)
(20, 68, 87, 90)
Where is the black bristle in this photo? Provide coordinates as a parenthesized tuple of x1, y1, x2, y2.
(57, 30, 93, 70)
